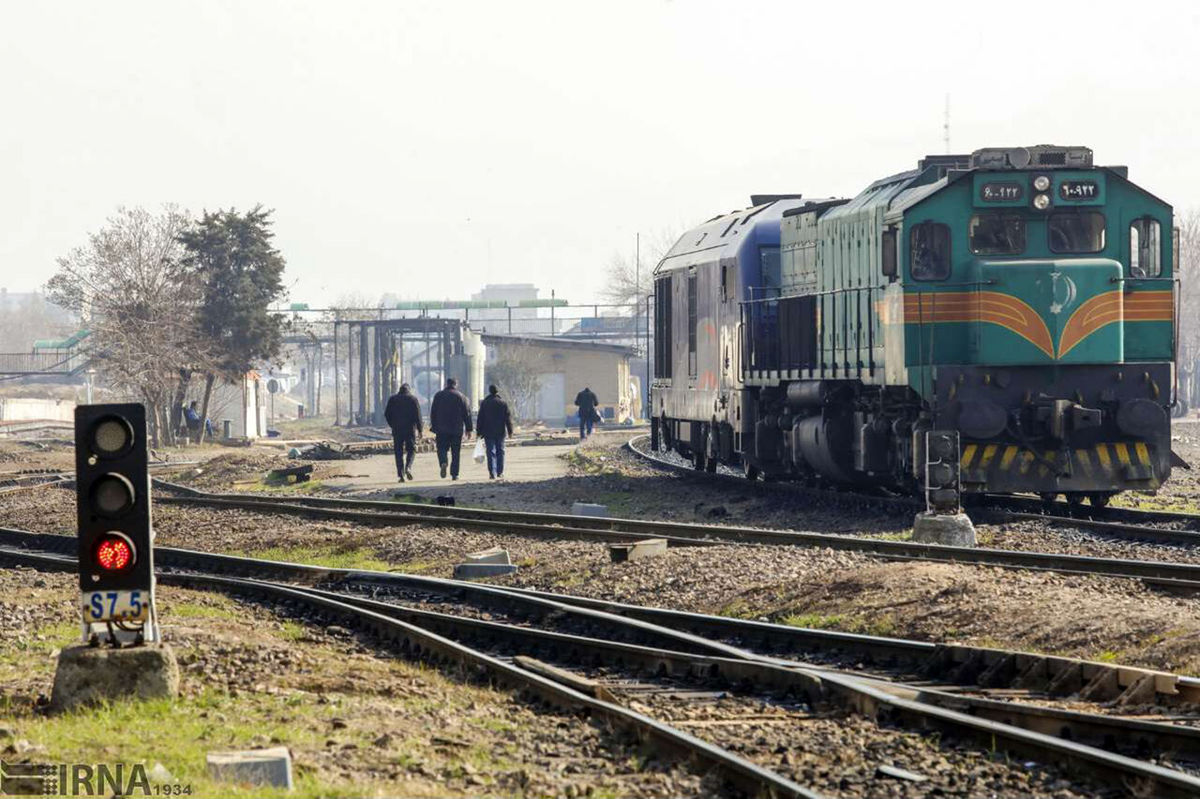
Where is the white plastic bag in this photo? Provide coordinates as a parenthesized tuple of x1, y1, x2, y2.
(472, 437, 486, 464)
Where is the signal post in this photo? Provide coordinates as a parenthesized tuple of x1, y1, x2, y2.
(50, 403, 179, 711)
(911, 429, 977, 547)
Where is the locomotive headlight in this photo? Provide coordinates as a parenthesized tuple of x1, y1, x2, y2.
(1033, 193, 1051, 210)
(1033, 175, 1051, 191)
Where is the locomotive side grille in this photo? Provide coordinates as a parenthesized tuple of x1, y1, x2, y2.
(1037, 151, 1067, 166)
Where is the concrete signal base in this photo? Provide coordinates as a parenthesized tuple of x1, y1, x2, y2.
(911, 511, 977, 548)
(51, 644, 180, 712)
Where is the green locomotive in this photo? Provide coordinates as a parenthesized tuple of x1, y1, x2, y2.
(651, 145, 1179, 505)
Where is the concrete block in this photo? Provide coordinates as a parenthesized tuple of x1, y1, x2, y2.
(453, 562, 519, 580)
(465, 547, 511, 565)
(51, 644, 180, 712)
(207, 746, 294, 789)
(911, 511, 976, 547)
(609, 538, 668, 563)
(572, 502, 609, 518)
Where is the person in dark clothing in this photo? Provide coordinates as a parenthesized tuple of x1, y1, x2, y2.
(574, 386, 600, 440)
(476, 384, 514, 479)
(429, 377, 473, 480)
(183, 401, 214, 441)
(384, 383, 422, 482)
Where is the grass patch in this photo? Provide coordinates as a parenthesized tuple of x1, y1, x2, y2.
(242, 544, 393, 572)
(277, 620, 308, 642)
(782, 613, 846, 630)
(244, 478, 326, 495)
(781, 612, 898, 637)
(871, 530, 913, 542)
(16, 690, 378, 797)
(168, 602, 239, 621)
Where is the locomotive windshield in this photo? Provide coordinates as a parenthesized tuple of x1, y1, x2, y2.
(969, 213, 1025, 255)
(1048, 212, 1105, 254)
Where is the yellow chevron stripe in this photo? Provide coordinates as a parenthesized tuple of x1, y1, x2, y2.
(1018, 450, 1035, 475)
(1135, 442, 1150, 464)
(979, 444, 998, 469)
(1075, 449, 1092, 478)
(1000, 446, 1018, 470)
(1113, 442, 1131, 466)
(962, 444, 977, 468)
(1096, 444, 1112, 468)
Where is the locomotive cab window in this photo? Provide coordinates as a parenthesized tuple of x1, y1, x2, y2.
(1129, 217, 1161, 277)
(909, 221, 950, 281)
(1048, 212, 1105, 254)
(969, 214, 1025, 255)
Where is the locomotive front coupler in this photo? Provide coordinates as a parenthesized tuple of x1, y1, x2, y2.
(1031, 397, 1103, 442)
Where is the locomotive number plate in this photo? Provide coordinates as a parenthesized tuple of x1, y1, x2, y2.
(980, 182, 1024, 202)
(1059, 180, 1099, 200)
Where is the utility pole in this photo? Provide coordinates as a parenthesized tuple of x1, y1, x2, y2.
(635, 232, 641, 417)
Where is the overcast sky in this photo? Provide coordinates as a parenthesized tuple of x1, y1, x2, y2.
(2, 1, 1198, 308)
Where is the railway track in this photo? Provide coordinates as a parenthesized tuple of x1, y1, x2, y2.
(625, 434, 1200, 548)
(149, 478, 1200, 592)
(2, 548, 818, 798)
(3, 530, 1200, 796)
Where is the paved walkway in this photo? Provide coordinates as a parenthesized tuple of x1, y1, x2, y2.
(323, 441, 577, 492)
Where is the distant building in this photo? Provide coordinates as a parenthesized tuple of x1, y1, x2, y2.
(469, 283, 550, 335)
(481, 334, 639, 426)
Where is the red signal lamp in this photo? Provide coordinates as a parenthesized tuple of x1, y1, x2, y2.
(94, 535, 134, 572)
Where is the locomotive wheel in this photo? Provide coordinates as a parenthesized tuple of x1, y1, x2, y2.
(1038, 492, 1058, 513)
(1088, 492, 1113, 508)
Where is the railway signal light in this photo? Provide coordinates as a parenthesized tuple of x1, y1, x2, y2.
(75, 403, 157, 645)
(924, 430, 961, 514)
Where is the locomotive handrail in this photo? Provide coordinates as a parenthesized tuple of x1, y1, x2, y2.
(1108, 276, 1175, 283)
(904, 280, 998, 290)
(738, 280, 997, 306)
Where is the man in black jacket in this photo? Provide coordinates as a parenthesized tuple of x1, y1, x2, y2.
(476, 384, 514, 479)
(429, 377, 473, 480)
(384, 383, 422, 482)
(574, 386, 600, 441)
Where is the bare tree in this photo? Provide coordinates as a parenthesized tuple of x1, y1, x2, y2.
(598, 229, 682, 307)
(46, 205, 208, 445)
(486, 345, 545, 422)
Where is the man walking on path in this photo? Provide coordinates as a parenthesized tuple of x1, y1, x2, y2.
(429, 377, 473, 480)
(384, 383, 422, 483)
(476, 384, 514, 479)
(574, 386, 600, 441)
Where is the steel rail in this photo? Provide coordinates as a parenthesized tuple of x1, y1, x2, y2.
(4, 544, 1200, 797)
(627, 432, 1200, 546)
(3, 524, 1196, 705)
(149, 481, 1200, 591)
(300, 585, 1200, 764)
(1, 548, 823, 799)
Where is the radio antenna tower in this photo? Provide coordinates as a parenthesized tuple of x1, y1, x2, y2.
(943, 94, 950, 154)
